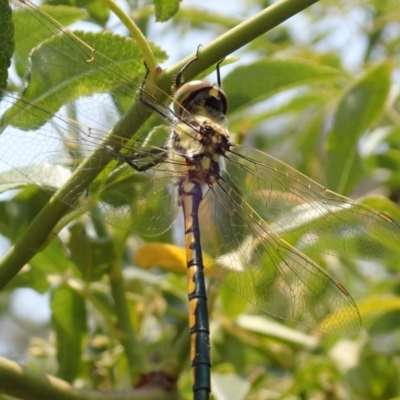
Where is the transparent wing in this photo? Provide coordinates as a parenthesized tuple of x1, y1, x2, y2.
(224, 146, 400, 260)
(198, 143, 400, 334)
(199, 167, 361, 336)
(98, 148, 180, 235)
(5, 0, 168, 130)
(0, 1, 182, 236)
(0, 93, 183, 234)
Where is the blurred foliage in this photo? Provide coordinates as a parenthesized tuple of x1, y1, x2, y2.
(1, 0, 400, 399)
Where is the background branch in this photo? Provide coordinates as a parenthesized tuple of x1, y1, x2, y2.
(0, 356, 178, 400)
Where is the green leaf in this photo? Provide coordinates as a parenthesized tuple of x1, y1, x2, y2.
(360, 195, 400, 222)
(4, 239, 76, 293)
(3, 240, 71, 293)
(51, 285, 87, 382)
(325, 61, 392, 194)
(369, 310, 400, 335)
(30, 238, 77, 276)
(223, 58, 341, 113)
(0, 0, 14, 94)
(358, 296, 400, 317)
(236, 315, 319, 348)
(13, 5, 88, 77)
(0, 164, 72, 194)
(4, 30, 150, 130)
(0, 187, 51, 241)
(219, 283, 248, 319)
(212, 372, 251, 400)
(81, 0, 110, 26)
(68, 224, 115, 281)
(268, 193, 400, 262)
(154, 0, 182, 22)
(173, 7, 241, 29)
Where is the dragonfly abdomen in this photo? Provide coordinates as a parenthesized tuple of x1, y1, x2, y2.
(179, 180, 212, 398)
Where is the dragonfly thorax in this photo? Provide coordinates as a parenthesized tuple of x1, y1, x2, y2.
(171, 115, 230, 187)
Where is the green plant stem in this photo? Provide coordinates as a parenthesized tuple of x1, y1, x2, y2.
(109, 259, 146, 381)
(0, 0, 320, 289)
(0, 356, 177, 400)
(163, 319, 191, 379)
(85, 205, 144, 382)
(160, 0, 321, 88)
(99, 0, 157, 79)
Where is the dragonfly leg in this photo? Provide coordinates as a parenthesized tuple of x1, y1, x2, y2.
(176, 45, 225, 91)
(137, 63, 174, 121)
(215, 58, 224, 87)
(106, 146, 168, 172)
(175, 45, 202, 90)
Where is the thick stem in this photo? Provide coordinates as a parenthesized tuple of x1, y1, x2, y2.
(0, 356, 177, 400)
(99, 0, 157, 77)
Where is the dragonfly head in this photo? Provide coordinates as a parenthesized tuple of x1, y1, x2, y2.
(173, 80, 228, 122)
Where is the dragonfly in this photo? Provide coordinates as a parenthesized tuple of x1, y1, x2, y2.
(2, 1, 400, 399)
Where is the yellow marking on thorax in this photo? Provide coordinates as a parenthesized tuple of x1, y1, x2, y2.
(213, 154, 220, 163)
(201, 156, 211, 170)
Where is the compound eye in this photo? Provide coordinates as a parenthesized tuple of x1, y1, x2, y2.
(174, 80, 211, 115)
(173, 80, 228, 116)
